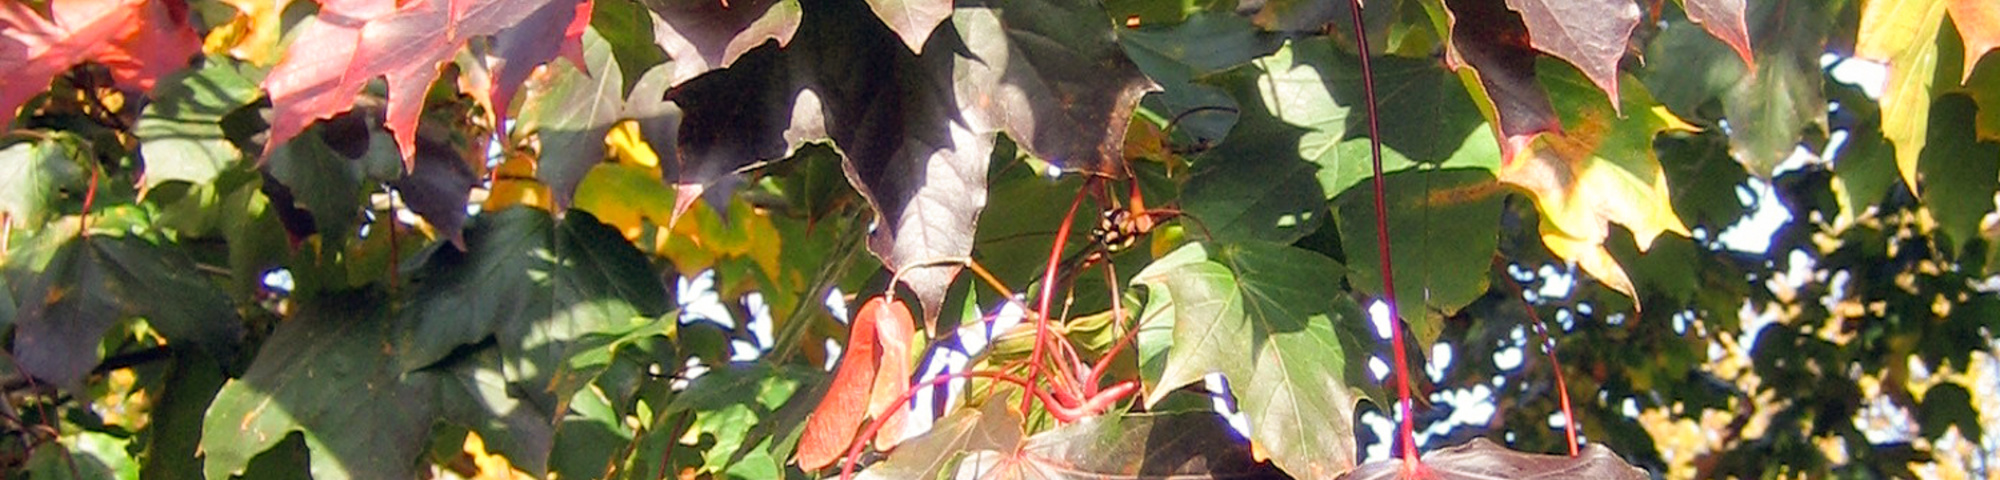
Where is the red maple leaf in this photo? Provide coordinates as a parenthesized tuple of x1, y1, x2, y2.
(0, 0, 199, 126)
(260, 0, 589, 168)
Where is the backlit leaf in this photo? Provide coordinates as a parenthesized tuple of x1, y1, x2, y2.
(209, 0, 292, 66)
(0, 0, 200, 127)
(517, 28, 684, 211)
(1676, 0, 1753, 69)
(1505, 63, 1693, 301)
(1857, 0, 1949, 191)
(260, 0, 589, 165)
(867, 0, 952, 53)
(1948, 0, 2000, 85)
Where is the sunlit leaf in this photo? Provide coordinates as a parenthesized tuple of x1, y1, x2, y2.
(394, 208, 668, 413)
(260, 0, 588, 165)
(1676, 0, 1754, 69)
(640, 0, 801, 86)
(867, 0, 951, 53)
(202, 291, 439, 480)
(854, 399, 1023, 480)
(1117, 12, 1283, 143)
(1505, 63, 1693, 301)
(517, 28, 683, 210)
(135, 56, 262, 192)
(0, 136, 84, 229)
(1948, 0, 2000, 85)
(0, 0, 200, 127)
(1857, 0, 1950, 191)
(1132, 241, 1377, 478)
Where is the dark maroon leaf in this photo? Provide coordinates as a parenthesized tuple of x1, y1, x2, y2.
(1339, 438, 1647, 479)
(388, 129, 478, 248)
(639, 0, 802, 86)
(801, 1, 990, 326)
(1442, 0, 1561, 163)
(664, 0, 1151, 324)
(477, 0, 590, 128)
(953, 0, 1159, 175)
(1503, 0, 1640, 110)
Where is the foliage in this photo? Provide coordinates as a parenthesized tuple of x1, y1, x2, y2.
(1, 0, 1997, 478)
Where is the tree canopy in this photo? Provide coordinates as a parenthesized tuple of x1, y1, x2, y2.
(0, 0, 1996, 478)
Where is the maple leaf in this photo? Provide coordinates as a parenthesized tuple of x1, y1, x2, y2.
(475, 0, 591, 129)
(1504, 63, 1692, 301)
(953, 0, 1159, 176)
(663, 0, 1151, 324)
(641, 0, 802, 86)
(866, 0, 951, 53)
(1435, 0, 1563, 163)
(1503, 0, 1640, 111)
(1856, 0, 1948, 192)
(1678, 0, 1753, 69)
(1339, 438, 1645, 479)
(261, 0, 588, 168)
(1950, 0, 2000, 84)
(1644, 0, 1826, 177)
(0, 0, 199, 127)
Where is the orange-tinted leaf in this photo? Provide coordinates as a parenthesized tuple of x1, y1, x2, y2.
(0, 0, 199, 126)
(1505, 64, 1693, 301)
(1950, 0, 2000, 84)
(261, 0, 588, 167)
(1504, 0, 1641, 111)
(1437, 0, 1562, 164)
(796, 295, 886, 471)
(1679, 0, 1753, 69)
(866, 297, 915, 449)
(1339, 438, 1645, 479)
